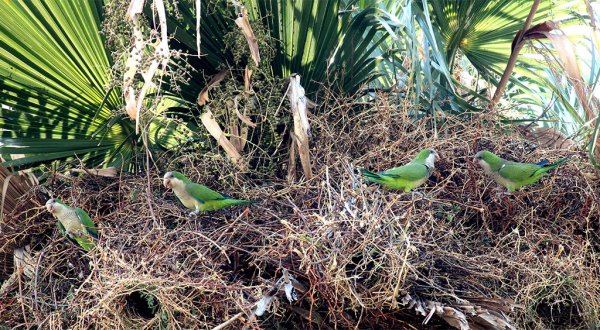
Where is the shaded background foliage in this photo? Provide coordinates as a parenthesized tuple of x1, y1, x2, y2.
(1, 0, 597, 172)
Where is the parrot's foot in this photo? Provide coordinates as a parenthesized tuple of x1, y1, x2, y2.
(188, 211, 199, 218)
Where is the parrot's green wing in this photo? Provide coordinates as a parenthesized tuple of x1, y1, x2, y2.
(57, 222, 67, 236)
(185, 182, 226, 202)
(75, 208, 98, 238)
(498, 162, 543, 182)
(382, 163, 430, 181)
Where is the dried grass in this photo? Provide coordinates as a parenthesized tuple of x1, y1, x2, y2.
(1, 94, 599, 329)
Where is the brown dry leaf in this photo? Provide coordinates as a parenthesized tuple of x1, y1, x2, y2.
(513, 21, 598, 153)
(531, 126, 575, 149)
(239, 126, 249, 152)
(287, 136, 297, 182)
(515, 22, 594, 122)
(235, 108, 257, 128)
(200, 109, 243, 164)
(511, 21, 558, 51)
(0, 246, 35, 295)
(70, 168, 119, 178)
(235, 97, 250, 151)
(1, 165, 36, 223)
(227, 99, 242, 152)
(472, 310, 516, 330)
(518, 126, 575, 150)
(244, 66, 254, 95)
(417, 46, 426, 61)
(438, 306, 469, 330)
(543, 33, 592, 121)
(235, 6, 260, 66)
(0, 166, 36, 284)
(401, 293, 517, 330)
(197, 69, 229, 106)
(288, 75, 313, 180)
(230, 123, 241, 152)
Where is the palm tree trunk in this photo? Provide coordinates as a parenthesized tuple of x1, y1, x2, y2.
(489, 0, 541, 110)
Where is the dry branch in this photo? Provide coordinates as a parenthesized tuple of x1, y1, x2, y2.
(287, 75, 313, 180)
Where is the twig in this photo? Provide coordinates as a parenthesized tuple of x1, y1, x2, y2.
(211, 311, 244, 330)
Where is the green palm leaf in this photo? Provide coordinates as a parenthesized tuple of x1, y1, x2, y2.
(169, 0, 390, 95)
(0, 0, 194, 171)
(0, 0, 133, 170)
(428, 0, 583, 75)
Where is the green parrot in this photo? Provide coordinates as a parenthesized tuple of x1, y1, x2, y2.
(361, 148, 439, 192)
(163, 171, 256, 216)
(473, 150, 570, 192)
(45, 199, 98, 251)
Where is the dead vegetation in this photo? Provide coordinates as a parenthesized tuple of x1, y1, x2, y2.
(1, 94, 599, 329)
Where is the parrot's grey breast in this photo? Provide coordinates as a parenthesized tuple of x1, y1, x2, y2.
(59, 209, 86, 234)
(491, 171, 512, 188)
(174, 187, 200, 209)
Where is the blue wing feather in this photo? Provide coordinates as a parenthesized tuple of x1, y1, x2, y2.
(536, 160, 549, 166)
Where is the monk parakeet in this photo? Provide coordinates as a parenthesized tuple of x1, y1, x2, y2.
(45, 199, 98, 251)
(361, 148, 439, 192)
(163, 171, 256, 216)
(473, 150, 570, 192)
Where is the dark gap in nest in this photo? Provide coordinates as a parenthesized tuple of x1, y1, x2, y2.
(222, 250, 265, 283)
(344, 251, 382, 288)
(535, 299, 583, 328)
(125, 291, 160, 319)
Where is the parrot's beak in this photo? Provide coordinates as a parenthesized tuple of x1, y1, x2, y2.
(46, 203, 54, 213)
(163, 178, 172, 189)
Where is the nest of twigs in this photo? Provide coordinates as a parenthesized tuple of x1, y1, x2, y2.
(1, 95, 599, 329)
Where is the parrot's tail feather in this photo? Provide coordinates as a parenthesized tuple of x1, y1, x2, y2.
(361, 169, 384, 183)
(231, 199, 257, 205)
(544, 156, 572, 171)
